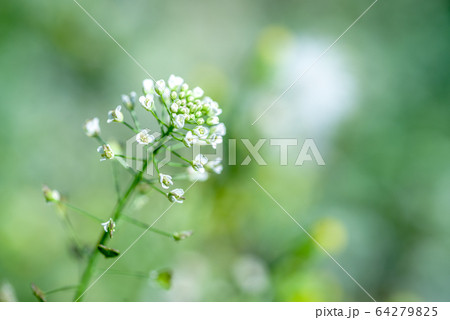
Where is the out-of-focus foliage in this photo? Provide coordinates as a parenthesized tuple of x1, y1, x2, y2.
(0, 0, 449, 301)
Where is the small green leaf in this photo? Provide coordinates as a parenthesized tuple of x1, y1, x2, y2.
(150, 269, 172, 290)
(31, 283, 46, 302)
(98, 244, 120, 258)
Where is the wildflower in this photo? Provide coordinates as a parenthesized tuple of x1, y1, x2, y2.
(97, 144, 114, 161)
(183, 131, 199, 147)
(172, 114, 185, 129)
(42, 185, 60, 203)
(209, 101, 222, 116)
(192, 87, 204, 98)
(170, 103, 179, 113)
(187, 166, 208, 181)
(211, 123, 226, 136)
(168, 75, 184, 90)
(107, 105, 124, 123)
(135, 129, 155, 145)
(139, 94, 154, 111)
(192, 154, 208, 171)
(159, 173, 173, 189)
(143, 79, 154, 94)
(121, 94, 132, 110)
(193, 126, 209, 139)
(205, 158, 223, 174)
(207, 134, 223, 149)
(168, 188, 185, 203)
(84, 117, 100, 137)
(155, 80, 166, 96)
(206, 116, 219, 126)
(101, 218, 116, 238)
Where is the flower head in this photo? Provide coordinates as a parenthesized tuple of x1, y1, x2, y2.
(107, 105, 124, 123)
(143, 79, 154, 95)
(192, 154, 208, 171)
(183, 131, 199, 147)
(139, 94, 154, 111)
(172, 114, 185, 129)
(168, 188, 185, 203)
(205, 157, 223, 174)
(192, 87, 204, 98)
(159, 173, 174, 189)
(84, 117, 100, 137)
(42, 185, 60, 203)
(206, 116, 219, 126)
(211, 123, 226, 136)
(155, 80, 166, 96)
(207, 134, 223, 149)
(168, 75, 184, 90)
(101, 218, 116, 238)
(193, 126, 209, 139)
(135, 129, 155, 145)
(121, 93, 134, 110)
(97, 144, 114, 161)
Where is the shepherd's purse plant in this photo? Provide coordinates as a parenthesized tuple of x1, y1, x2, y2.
(38, 75, 226, 301)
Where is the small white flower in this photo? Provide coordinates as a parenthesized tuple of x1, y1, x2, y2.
(206, 116, 219, 126)
(192, 87, 204, 98)
(42, 185, 61, 203)
(97, 144, 114, 161)
(170, 103, 179, 113)
(159, 173, 174, 189)
(101, 218, 116, 238)
(211, 123, 226, 136)
(135, 129, 155, 145)
(139, 94, 154, 111)
(168, 75, 184, 89)
(107, 105, 124, 123)
(121, 94, 132, 109)
(172, 114, 185, 129)
(192, 154, 208, 171)
(183, 131, 199, 147)
(193, 126, 209, 139)
(207, 134, 223, 149)
(168, 188, 185, 203)
(143, 79, 154, 94)
(155, 79, 166, 95)
(84, 117, 100, 137)
(187, 166, 208, 181)
(206, 158, 223, 174)
(209, 101, 222, 116)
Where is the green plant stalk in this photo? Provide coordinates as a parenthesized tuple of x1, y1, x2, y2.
(73, 130, 172, 301)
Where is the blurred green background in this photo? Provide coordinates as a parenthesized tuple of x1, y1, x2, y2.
(1, 0, 449, 302)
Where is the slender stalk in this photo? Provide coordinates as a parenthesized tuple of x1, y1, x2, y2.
(130, 109, 140, 131)
(122, 215, 173, 238)
(73, 129, 173, 301)
(123, 121, 138, 133)
(45, 285, 78, 296)
(64, 203, 103, 223)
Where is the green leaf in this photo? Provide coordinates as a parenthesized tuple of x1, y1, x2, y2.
(98, 244, 120, 258)
(31, 283, 46, 302)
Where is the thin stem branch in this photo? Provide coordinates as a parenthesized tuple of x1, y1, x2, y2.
(63, 202, 103, 223)
(122, 215, 173, 238)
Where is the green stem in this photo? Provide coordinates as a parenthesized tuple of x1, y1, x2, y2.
(45, 285, 79, 296)
(122, 215, 173, 238)
(73, 129, 173, 302)
(123, 121, 138, 133)
(64, 203, 103, 223)
(130, 109, 141, 131)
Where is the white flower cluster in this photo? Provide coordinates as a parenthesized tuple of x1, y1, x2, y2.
(82, 75, 226, 207)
